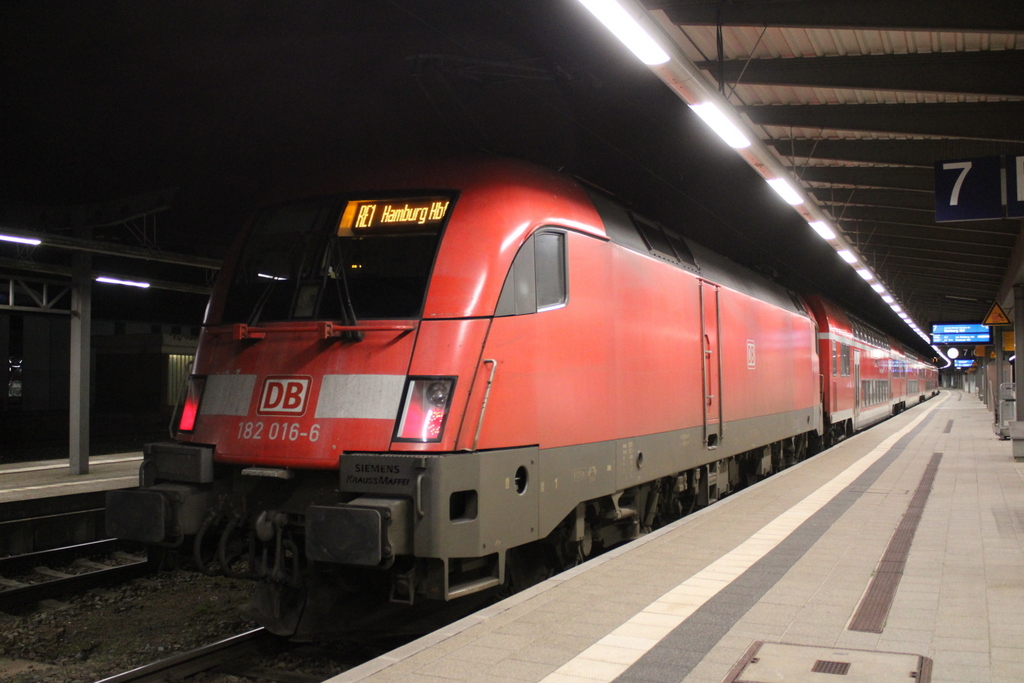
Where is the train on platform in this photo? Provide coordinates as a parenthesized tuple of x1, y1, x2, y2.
(106, 157, 937, 638)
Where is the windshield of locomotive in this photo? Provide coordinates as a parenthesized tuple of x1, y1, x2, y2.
(220, 195, 454, 324)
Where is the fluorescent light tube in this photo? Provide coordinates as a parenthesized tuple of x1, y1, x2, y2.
(871, 283, 885, 293)
(0, 233, 41, 246)
(855, 268, 873, 280)
(95, 277, 150, 289)
(808, 221, 835, 240)
(837, 250, 857, 264)
(766, 178, 804, 205)
(688, 102, 751, 149)
(578, 0, 670, 65)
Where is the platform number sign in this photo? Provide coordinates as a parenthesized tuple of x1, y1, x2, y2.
(1008, 155, 1024, 219)
(934, 156, 1002, 222)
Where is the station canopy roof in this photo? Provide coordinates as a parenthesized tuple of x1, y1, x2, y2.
(0, 1, 1021, 353)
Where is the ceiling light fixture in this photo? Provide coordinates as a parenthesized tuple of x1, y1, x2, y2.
(871, 283, 885, 293)
(808, 221, 835, 240)
(688, 102, 751, 149)
(855, 268, 873, 281)
(766, 178, 804, 205)
(577, 0, 670, 65)
(95, 276, 150, 289)
(837, 250, 857, 264)
(0, 233, 42, 246)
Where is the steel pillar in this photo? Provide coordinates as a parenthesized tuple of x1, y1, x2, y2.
(69, 249, 91, 474)
(1014, 285, 1024, 461)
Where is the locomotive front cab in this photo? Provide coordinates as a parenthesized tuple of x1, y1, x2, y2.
(106, 190, 473, 626)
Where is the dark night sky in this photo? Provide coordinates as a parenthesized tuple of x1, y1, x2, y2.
(0, 1, 928, 353)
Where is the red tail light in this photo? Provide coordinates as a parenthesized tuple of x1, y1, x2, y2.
(395, 377, 455, 442)
(178, 377, 206, 432)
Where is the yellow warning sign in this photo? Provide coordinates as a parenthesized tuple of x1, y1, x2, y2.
(983, 302, 1011, 326)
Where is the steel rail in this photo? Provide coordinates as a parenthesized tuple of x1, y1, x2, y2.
(0, 539, 153, 611)
(94, 628, 269, 683)
(0, 538, 121, 574)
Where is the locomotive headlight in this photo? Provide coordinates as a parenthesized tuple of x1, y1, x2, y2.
(395, 377, 456, 442)
(427, 381, 450, 407)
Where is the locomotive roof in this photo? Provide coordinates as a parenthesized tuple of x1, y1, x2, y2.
(256, 157, 812, 320)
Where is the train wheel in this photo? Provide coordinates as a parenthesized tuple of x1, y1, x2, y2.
(578, 524, 594, 562)
(505, 544, 556, 593)
(796, 434, 808, 462)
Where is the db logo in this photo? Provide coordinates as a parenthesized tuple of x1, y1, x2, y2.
(257, 376, 311, 416)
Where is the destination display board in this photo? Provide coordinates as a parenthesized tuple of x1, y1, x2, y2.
(931, 323, 991, 344)
(953, 359, 977, 368)
(338, 196, 453, 235)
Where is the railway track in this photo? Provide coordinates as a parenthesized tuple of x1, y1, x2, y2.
(94, 627, 329, 683)
(0, 538, 155, 611)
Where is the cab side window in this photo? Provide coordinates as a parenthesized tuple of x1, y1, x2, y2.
(535, 232, 567, 310)
(495, 229, 568, 316)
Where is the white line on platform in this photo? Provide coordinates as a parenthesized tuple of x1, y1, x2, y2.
(3, 476, 138, 494)
(540, 395, 948, 683)
(0, 455, 142, 476)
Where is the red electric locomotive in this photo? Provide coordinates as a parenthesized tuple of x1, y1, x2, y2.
(106, 157, 928, 638)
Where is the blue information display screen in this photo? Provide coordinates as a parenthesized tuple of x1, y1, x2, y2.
(932, 323, 991, 344)
(953, 359, 977, 368)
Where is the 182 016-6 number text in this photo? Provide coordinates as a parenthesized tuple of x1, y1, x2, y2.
(236, 421, 320, 442)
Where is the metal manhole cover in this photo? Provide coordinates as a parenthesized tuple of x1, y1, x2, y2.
(724, 642, 931, 683)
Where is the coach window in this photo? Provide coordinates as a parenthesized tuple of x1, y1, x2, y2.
(841, 343, 851, 376)
(832, 341, 838, 376)
(495, 230, 568, 316)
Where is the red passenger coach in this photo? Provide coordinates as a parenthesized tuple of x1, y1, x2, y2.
(105, 157, 925, 638)
(805, 295, 937, 446)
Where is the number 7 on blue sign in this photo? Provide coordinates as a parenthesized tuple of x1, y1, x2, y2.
(934, 156, 1002, 222)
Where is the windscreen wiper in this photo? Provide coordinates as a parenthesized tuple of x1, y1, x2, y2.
(326, 240, 363, 342)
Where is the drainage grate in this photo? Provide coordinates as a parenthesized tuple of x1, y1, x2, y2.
(813, 659, 851, 675)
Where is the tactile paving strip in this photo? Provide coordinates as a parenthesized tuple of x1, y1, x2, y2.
(848, 452, 943, 633)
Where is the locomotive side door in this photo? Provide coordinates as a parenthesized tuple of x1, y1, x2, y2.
(699, 280, 723, 449)
(853, 349, 862, 423)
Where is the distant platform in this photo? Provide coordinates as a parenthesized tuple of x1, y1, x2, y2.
(328, 390, 1024, 683)
(0, 453, 142, 504)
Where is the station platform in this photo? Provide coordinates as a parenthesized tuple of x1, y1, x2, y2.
(331, 390, 1024, 683)
(0, 453, 142, 504)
